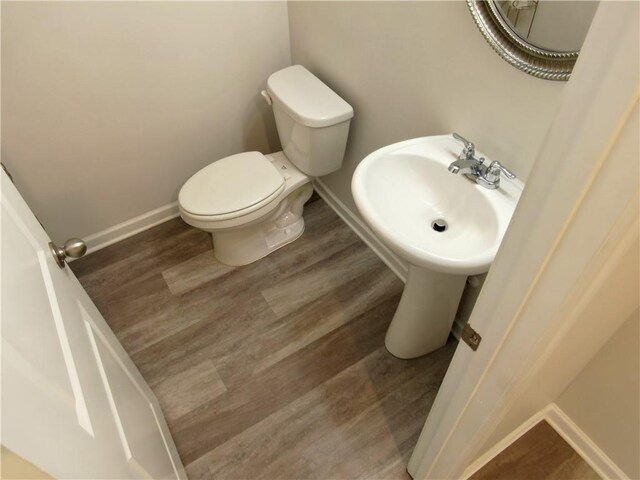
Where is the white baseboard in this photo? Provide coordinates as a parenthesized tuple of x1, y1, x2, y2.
(312, 178, 409, 283)
(81, 202, 180, 256)
(462, 406, 551, 479)
(547, 404, 628, 480)
(462, 403, 628, 480)
(79, 179, 409, 271)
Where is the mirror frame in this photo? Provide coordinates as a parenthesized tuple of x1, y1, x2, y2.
(467, 0, 579, 81)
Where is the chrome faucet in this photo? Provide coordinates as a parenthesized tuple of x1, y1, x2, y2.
(449, 133, 484, 175)
(449, 133, 516, 190)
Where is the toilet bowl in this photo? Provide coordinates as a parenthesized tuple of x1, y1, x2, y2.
(179, 151, 313, 266)
(178, 65, 353, 266)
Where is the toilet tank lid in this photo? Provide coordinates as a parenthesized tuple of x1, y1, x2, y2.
(267, 65, 354, 128)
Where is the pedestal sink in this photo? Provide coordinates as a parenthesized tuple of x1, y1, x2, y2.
(352, 135, 523, 358)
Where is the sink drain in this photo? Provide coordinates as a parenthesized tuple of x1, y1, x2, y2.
(431, 219, 448, 232)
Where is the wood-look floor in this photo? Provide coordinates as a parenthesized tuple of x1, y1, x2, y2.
(71, 198, 456, 479)
(470, 421, 601, 480)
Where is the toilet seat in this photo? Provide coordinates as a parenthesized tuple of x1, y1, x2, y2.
(179, 152, 285, 219)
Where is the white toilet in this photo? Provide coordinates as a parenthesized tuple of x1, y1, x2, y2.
(178, 65, 354, 266)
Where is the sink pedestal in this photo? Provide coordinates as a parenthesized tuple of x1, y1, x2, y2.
(385, 265, 466, 359)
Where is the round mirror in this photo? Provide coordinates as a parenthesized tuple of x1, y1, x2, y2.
(467, 0, 599, 81)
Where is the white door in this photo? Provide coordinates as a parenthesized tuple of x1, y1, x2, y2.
(1, 169, 186, 479)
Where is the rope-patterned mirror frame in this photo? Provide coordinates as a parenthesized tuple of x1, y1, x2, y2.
(467, 0, 579, 81)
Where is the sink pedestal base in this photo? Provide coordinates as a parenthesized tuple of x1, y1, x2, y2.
(385, 265, 466, 359)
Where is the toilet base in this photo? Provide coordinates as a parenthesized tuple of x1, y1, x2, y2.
(211, 183, 313, 266)
(211, 217, 305, 266)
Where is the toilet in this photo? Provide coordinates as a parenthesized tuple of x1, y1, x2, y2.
(178, 65, 354, 266)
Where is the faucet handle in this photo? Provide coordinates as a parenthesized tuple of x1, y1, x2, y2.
(452, 132, 472, 147)
(488, 161, 516, 180)
(452, 133, 475, 159)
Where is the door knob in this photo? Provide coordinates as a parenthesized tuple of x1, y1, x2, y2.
(49, 238, 87, 268)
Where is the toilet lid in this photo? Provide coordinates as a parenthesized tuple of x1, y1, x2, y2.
(179, 152, 285, 217)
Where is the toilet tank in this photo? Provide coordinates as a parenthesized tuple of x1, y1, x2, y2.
(266, 65, 354, 177)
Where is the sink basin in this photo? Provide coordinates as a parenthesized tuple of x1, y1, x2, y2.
(352, 135, 523, 358)
(352, 135, 522, 276)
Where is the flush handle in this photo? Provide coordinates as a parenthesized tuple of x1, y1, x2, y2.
(49, 238, 87, 269)
(260, 89, 273, 106)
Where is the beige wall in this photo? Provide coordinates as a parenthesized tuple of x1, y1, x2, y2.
(1, 1, 291, 243)
(288, 1, 565, 215)
(1, 446, 53, 479)
(2, 1, 566, 243)
(557, 310, 640, 479)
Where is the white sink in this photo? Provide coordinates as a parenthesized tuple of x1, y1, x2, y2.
(352, 135, 522, 275)
(352, 135, 523, 358)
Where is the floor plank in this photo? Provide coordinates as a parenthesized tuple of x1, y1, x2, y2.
(171, 294, 403, 465)
(71, 198, 455, 477)
(153, 359, 227, 420)
(470, 420, 601, 480)
(261, 241, 383, 317)
(188, 343, 454, 480)
(162, 251, 236, 296)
